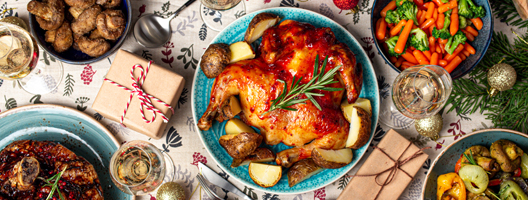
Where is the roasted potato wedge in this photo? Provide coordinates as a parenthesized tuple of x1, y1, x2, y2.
(249, 163, 282, 187)
(341, 98, 371, 122)
(491, 140, 523, 172)
(287, 159, 323, 187)
(312, 148, 353, 169)
(216, 96, 242, 122)
(225, 118, 255, 135)
(219, 132, 262, 159)
(244, 13, 281, 43)
(229, 41, 255, 63)
(346, 106, 372, 149)
(231, 147, 275, 168)
(200, 43, 231, 78)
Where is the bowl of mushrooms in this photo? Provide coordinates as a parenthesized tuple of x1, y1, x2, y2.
(27, 0, 132, 64)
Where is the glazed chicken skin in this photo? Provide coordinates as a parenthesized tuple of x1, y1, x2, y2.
(198, 20, 363, 168)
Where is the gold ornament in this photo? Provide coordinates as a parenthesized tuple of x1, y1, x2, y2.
(415, 113, 443, 140)
(0, 17, 28, 31)
(156, 182, 186, 200)
(487, 63, 516, 97)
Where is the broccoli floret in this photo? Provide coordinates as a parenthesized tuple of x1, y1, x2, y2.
(386, 36, 406, 57)
(409, 28, 429, 51)
(397, 1, 419, 25)
(432, 14, 451, 39)
(458, 0, 473, 19)
(440, 0, 449, 3)
(444, 31, 467, 54)
(385, 10, 401, 24)
(396, 0, 410, 7)
(467, 0, 486, 18)
(459, 16, 468, 29)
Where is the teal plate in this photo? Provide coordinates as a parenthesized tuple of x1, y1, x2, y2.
(422, 129, 528, 199)
(191, 7, 380, 194)
(0, 104, 133, 200)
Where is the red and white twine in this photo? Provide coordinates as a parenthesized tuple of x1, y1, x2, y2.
(104, 61, 174, 126)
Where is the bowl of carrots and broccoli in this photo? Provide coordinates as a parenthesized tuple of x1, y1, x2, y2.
(371, 0, 493, 79)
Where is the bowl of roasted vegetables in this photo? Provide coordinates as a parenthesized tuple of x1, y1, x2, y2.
(371, 0, 493, 79)
(27, 0, 132, 64)
(422, 128, 528, 199)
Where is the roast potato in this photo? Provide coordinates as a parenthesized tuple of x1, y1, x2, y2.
(215, 96, 242, 122)
(287, 159, 323, 187)
(248, 163, 282, 187)
(312, 148, 353, 169)
(219, 132, 262, 159)
(461, 145, 500, 172)
(244, 13, 281, 43)
(200, 43, 231, 78)
(229, 41, 255, 63)
(231, 147, 275, 168)
(341, 98, 371, 122)
(346, 106, 372, 149)
(225, 118, 255, 135)
(491, 140, 523, 172)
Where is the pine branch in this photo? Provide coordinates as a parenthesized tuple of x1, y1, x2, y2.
(490, 0, 528, 29)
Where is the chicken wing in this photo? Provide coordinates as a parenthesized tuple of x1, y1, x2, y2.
(45, 21, 73, 52)
(71, 4, 102, 35)
(96, 9, 125, 40)
(27, 0, 65, 30)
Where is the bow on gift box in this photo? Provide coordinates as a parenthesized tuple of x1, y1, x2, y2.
(104, 61, 174, 126)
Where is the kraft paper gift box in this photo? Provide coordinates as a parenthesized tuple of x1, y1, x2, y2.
(337, 129, 429, 200)
(92, 50, 185, 139)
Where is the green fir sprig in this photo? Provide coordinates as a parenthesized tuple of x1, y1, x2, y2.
(262, 55, 343, 115)
(490, 0, 528, 29)
(38, 167, 67, 200)
(445, 30, 528, 133)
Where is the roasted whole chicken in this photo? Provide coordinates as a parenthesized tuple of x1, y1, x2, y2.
(0, 140, 103, 200)
(198, 20, 363, 168)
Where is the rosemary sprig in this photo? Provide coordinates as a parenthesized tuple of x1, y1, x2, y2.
(39, 167, 67, 200)
(463, 150, 478, 166)
(262, 55, 343, 115)
(489, 190, 502, 200)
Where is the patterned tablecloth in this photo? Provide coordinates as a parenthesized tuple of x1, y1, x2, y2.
(0, 0, 525, 199)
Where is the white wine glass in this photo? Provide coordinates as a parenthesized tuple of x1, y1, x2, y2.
(379, 65, 453, 129)
(0, 22, 63, 94)
(200, 0, 246, 31)
(109, 140, 175, 195)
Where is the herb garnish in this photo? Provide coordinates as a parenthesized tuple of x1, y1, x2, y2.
(262, 55, 343, 115)
(38, 167, 67, 200)
(463, 150, 478, 166)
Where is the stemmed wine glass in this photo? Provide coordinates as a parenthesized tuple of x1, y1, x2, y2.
(379, 65, 453, 129)
(109, 140, 175, 195)
(200, 0, 246, 31)
(0, 22, 63, 94)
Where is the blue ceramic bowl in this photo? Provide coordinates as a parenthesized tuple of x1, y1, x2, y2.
(371, 0, 493, 79)
(421, 129, 528, 199)
(0, 104, 133, 200)
(28, 0, 132, 65)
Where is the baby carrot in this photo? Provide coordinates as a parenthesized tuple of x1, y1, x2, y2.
(462, 49, 470, 57)
(432, 0, 444, 7)
(390, 56, 398, 63)
(461, 30, 475, 41)
(437, 13, 445, 29)
(413, 50, 430, 65)
(433, 8, 438, 21)
(439, 43, 446, 54)
(430, 52, 439, 65)
(426, 2, 435, 19)
(438, 0, 457, 13)
(429, 36, 436, 52)
(390, 19, 407, 36)
(401, 61, 415, 69)
(439, 59, 448, 67)
(439, 38, 448, 44)
(402, 51, 419, 64)
(381, 1, 397, 17)
(465, 26, 479, 37)
(376, 18, 387, 40)
(420, 18, 436, 29)
(459, 54, 467, 60)
(429, 24, 436, 35)
(444, 56, 462, 73)
(395, 57, 405, 67)
(394, 19, 414, 54)
(444, 44, 465, 61)
(464, 43, 476, 54)
(471, 18, 483, 30)
(423, 50, 432, 59)
(450, 8, 459, 36)
(419, 10, 427, 25)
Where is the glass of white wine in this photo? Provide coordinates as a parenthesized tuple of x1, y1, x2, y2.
(200, 0, 246, 31)
(379, 65, 453, 129)
(109, 140, 175, 195)
(0, 22, 62, 94)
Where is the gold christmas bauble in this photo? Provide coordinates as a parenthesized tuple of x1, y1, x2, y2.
(487, 63, 516, 96)
(156, 182, 185, 200)
(0, 17, 28, 31)
(415, 113, 443, 140)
